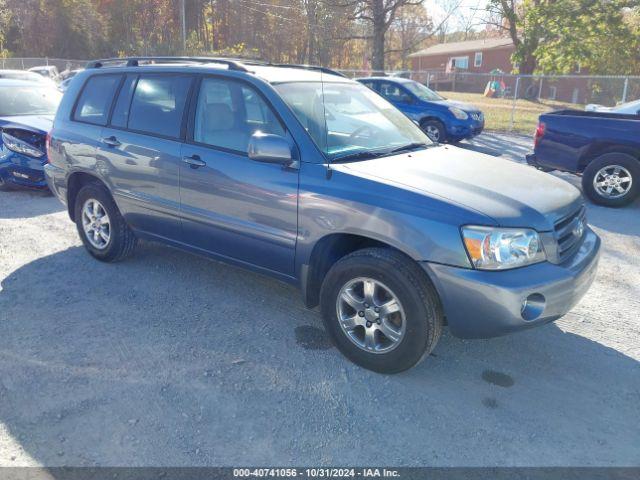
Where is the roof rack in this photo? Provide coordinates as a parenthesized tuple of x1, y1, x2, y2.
(85, 56, 249, 72)
(84, 57, 346, 77)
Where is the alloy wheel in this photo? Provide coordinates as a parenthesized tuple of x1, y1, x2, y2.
(593, 165, 633, 199)
(81, 198, 111, 249)
(336, 277, 406, 354)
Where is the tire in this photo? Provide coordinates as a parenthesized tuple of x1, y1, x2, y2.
(582, 152, 640, 207)
(319, 247, 443, 374)
(421, 119, 446, 143)
(74, 182, 137, 262)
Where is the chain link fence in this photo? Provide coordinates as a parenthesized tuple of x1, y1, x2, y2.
(338, 69, 640, 135)
(0, 57, 87, 72)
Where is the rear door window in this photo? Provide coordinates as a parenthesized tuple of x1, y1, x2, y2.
(73, 74, 122, 126)
(127, 75, 193, 139)
(110, 74, 137, 128)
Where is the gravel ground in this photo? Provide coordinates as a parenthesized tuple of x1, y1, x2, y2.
(0, 133, 639, 467)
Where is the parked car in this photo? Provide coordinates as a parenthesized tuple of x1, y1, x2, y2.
(0, 69, 58, 88)
(357, 77, 484, 143)
(46, 57, 599, 373)
(527, 109, 640, 207)
(585, 98, 640, 115)
(60, 68, 84, 81)
(28, 65, 61, 84)
(58, 69, 85, 92)
(0, 79, 62, 191)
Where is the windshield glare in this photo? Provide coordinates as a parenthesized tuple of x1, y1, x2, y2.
(403, 81, 444, 102)
(274, 81, 431, 159)
(0, 86, 62, 116)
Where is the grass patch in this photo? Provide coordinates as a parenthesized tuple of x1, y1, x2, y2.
(437, 91, 583, 135)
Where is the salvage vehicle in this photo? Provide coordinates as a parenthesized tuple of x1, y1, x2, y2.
(28, 65, 61, 84)
(46, 58, 600, 373)
(527, 110, 640, 207)
(357, 77, 484, 143)
(585, 98, 640, 115)
(0, 79, 61, 191)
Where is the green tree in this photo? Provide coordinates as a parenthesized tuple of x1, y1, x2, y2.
(535, 0, 640, 75)
(486, 0, 640, 75)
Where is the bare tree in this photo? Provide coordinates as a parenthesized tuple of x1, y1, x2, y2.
(327, 0, 425, 72)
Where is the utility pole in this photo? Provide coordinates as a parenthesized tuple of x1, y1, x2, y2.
(181, 0, 186, 53)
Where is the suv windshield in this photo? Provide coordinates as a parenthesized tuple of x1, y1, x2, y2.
(274, 81, 431, 159)
(0, 86, 62, 116)
(403, 81, 444, 102)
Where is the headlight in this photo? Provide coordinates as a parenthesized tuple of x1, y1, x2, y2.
(461, 226, 546, 270)
(448, 106, 469, 120)
(2, 132, 45, 158)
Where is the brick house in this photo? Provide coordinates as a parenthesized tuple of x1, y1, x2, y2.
(407, 38, 589, 103)
(409, 37, 515, 73)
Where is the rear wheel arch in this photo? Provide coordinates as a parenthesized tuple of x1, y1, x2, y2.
(580, 143, 640, 172)
(66, 172, 108, 221)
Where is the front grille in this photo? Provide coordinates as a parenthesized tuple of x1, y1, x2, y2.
(471, 112, 483, 122)
(554, 206, 586, 261)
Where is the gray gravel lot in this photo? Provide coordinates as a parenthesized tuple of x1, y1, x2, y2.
(0, 133, 639, 467)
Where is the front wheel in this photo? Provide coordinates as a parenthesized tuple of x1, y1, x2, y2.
(421, 119, 446, 143)
(74, 182, 137, 262)
(320, 248, 443, 373)
(582, 153, 639, 207)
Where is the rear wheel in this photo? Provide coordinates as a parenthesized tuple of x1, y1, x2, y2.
(582, 152, 639, 207)
(74, 182, 137, 262)
(421, 119, 446, 143)
(320, 248, 443, 373)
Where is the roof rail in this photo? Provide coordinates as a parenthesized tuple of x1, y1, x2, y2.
(269, 63, 346, 77)
(85, 56, 249, 72)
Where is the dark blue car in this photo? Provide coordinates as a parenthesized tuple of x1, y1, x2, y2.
(357, 77, 484, 143)
(0, 79, 61, 191)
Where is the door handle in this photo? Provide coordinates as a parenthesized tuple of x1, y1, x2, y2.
(183, 154, 206, 168)
(101, 136, 121, 147)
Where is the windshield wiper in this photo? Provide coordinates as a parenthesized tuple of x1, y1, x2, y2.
(389, 142, 430, 154)
(331, 150, 385, 163)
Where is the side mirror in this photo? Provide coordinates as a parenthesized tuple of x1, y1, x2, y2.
(248, 132, 293, 165)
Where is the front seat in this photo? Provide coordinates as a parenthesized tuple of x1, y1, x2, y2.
(197, 102, 249, 152)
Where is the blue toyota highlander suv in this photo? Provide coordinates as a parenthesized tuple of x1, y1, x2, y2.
(46, 57, 599, 373)
(358, 77, 484, 143)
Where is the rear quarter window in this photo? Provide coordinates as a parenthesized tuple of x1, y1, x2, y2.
(73, 74, 122, 126)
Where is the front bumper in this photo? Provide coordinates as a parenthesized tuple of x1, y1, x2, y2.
(0, 151, 48, 189)
(447, 120, 484, 141)
(422, 228, 600, 338)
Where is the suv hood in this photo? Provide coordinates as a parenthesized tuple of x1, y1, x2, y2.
(333, 145, 583, 231)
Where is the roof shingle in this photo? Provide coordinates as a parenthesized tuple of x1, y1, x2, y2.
(408, 38, 513, 58)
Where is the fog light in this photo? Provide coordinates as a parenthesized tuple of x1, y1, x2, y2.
(12, 171, 29, 179)
(521, 293, 545, 321)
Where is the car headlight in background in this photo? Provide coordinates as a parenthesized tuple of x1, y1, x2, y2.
(448, 106, 469, 120)
(461, 226, 546, 270)
(1, 132, 45, 158)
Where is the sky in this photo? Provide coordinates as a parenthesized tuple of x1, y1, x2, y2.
(425, 0, 491, 33)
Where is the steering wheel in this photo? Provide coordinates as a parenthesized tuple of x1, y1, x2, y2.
(349, 125, 375, 141)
